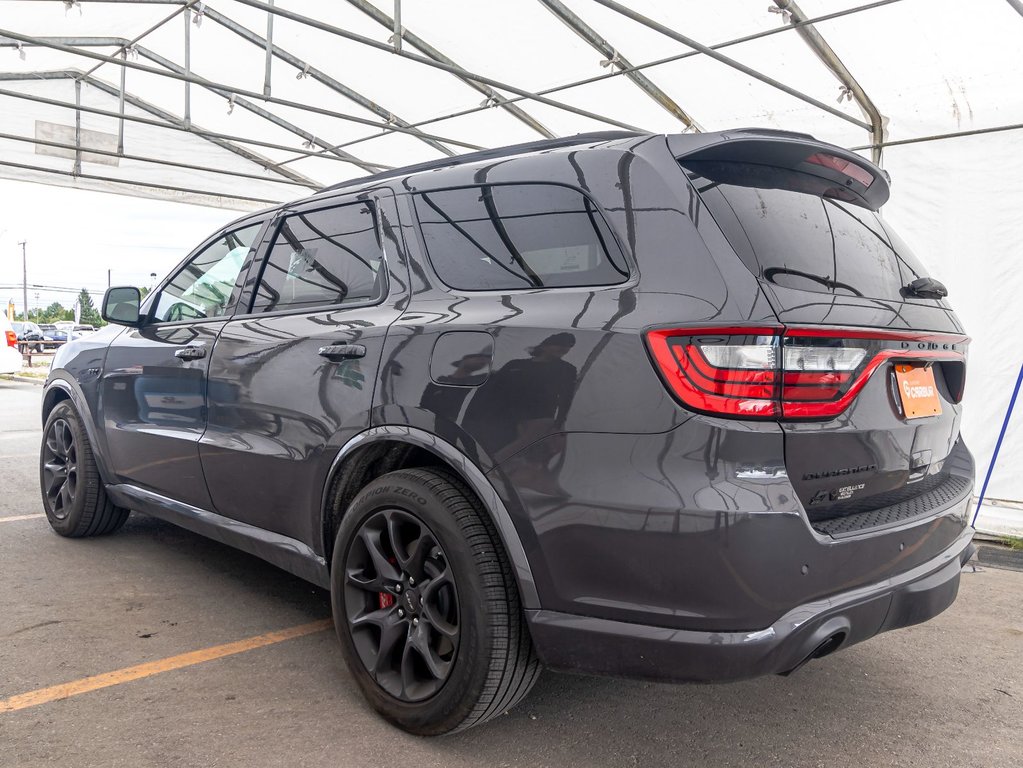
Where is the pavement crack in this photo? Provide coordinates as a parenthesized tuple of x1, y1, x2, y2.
(3, 619, 61, 638)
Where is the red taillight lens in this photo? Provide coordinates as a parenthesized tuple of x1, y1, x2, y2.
(646, 327, 781, 417)
(646, 326, 968, 420)
(5, 330, 17, 348)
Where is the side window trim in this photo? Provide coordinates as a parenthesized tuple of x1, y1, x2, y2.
(244, 197, 389, 317)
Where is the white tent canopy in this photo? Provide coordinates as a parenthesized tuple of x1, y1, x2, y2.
(1, 0, 1021, 523)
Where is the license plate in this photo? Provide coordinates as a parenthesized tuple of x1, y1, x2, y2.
(894, 364, 941, 419)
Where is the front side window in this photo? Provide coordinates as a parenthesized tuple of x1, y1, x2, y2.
(252, 202, 385, 313)
(151, 222, 263, 323)
(414, 183, 629, 291)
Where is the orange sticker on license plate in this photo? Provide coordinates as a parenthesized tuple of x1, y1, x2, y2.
(894, 364, 942, 419)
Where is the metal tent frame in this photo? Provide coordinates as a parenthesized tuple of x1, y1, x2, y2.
(1, 0, 1021, 206)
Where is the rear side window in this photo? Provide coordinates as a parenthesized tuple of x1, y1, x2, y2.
(414, 183, 629, 291)
(252, 202, 385, 313)
(684, 161, 932, 301)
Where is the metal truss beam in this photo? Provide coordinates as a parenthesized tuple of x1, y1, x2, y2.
(773, 0, 886, 163)
(0, 74, 362, 187)
(0, 29, 487, 151)
(538, 0, 701, 131)
(0, 70, 323, 187)
(0, 158, 281, 207)
(0, 37, 388, 174)
(79, 0, 195, 79)
(273, 0, 901, 168)
(225, 0, 642, 132)
(202, 6, 456, 157)
(0, 129, 312, 188)
(344, 0, 555, 139)
(589, 0, 871, 130)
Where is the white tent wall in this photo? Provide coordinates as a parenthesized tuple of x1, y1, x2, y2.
(882, 131, 1023, 531)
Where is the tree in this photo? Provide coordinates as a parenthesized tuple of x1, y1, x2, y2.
(42, 302, 68, 322)
(77, 288, 102, 326)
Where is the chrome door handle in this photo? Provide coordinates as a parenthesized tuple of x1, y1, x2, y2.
(174, 346, 207, 360)
(317, 343, 366, 360)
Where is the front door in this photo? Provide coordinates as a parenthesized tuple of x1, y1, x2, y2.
(100, 218, 266, 510)
(200, 190, 409, 546)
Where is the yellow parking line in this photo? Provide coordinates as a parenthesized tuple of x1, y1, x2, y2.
(0, 514, 45, 523)
(0, 619, 333, 714)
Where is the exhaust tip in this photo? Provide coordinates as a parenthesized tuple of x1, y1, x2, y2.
(779, 631, 847, 676)
(810, 631, 846, 660)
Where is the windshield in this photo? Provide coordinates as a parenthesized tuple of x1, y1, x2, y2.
(683, 161, 933, 302)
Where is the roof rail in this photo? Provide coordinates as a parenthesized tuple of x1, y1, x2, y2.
(318, 130, 643, 193)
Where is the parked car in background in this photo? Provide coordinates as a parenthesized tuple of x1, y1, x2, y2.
(73, 324, 97, 336)
(40, 130, 975, 735)
(12, 320, 49, 352)
(44, 324, 75, 344)
(1, 314, 23, 373)
(37, 324, 63, 349)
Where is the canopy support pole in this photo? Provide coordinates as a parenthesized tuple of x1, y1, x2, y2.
(263, 0, 274, 98)
(345, 0, 555, 139)
(773, 0, 887, 164)
(392, 0, 401, 53)
(117, 47, 126, 154)
(183, 7, 191, 128)
(538, 0, 701, 131)
(589, 0, 871, 131)
(73, 78, 82, 176)
(203, 7, 456, 156)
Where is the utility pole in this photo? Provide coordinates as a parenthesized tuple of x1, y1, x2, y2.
(19, 241, 27, 322)
(107, 269, 111, 288)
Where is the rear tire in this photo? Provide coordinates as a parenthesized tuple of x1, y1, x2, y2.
(331, 467, 540, 735)
(40, 401, 130, 537)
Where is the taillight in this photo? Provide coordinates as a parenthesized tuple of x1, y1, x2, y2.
(646, 326, 968, 421)
(5, 330, 17, 348)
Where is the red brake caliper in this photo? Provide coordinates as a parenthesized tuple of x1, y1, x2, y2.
(378, 556, 398, 610)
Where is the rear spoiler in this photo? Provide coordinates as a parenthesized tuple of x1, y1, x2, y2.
(667, 129, 890, 210)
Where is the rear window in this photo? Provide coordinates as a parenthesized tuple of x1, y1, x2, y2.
(414, 183, 629, 291)
(684, 161, 930, 301)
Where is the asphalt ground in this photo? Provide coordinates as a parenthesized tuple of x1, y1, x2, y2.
(1, 378, 1021, 768)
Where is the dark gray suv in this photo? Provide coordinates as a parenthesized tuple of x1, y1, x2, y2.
(40, 130, 975, 735)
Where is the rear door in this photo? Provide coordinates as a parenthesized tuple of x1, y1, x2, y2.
(200, 189, 409, 547)
(100, 218, 266, 509)
(682, 155, 970, 530)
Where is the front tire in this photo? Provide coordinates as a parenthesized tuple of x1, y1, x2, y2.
(331, 468, 540, 735)
(40, 401, 130, 537)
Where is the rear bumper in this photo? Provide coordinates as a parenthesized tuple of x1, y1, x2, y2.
(527, 527, 975, 683)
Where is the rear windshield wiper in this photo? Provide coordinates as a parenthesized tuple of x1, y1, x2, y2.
(902, 276, 948, 299)
(762, 267, 864, 297)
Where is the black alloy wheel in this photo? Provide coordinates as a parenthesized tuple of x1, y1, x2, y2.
(343, 508, 459, 702)
(331, 468, 540, 735)
(42, 417, 78, 520)
(39, 400, 130, 537)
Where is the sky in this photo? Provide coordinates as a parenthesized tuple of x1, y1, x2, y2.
(0, 178, 240, 317)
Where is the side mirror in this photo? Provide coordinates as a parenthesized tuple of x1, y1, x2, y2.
(102, 286, 143, 327)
